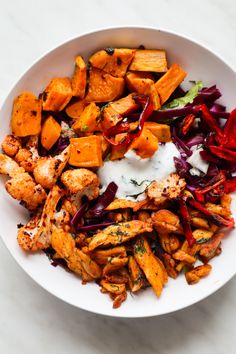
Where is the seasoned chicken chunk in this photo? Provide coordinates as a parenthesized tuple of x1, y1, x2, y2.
(152, 209, 183, 234)
(51, 229, 102, 281)
(61, 168, 99, 201)
(33, 146, 70, 189)
(0, 154, 46, 210)
(147, 173, 186, 205)
(88, 220, 152, 251)
(133, 236, 166, 297)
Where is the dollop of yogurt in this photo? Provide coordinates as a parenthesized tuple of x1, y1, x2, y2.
(98, 142, 180, 201)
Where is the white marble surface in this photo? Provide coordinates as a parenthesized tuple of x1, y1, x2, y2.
(1, 0, 236, 353)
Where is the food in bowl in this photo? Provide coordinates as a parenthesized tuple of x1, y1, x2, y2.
(0, 45, 235, 309)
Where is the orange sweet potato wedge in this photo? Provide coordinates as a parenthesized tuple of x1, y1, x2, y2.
(65, 99, 88, 119)
(89, 48, 135, 78)
(125, 71, 161, 110)
(85, 67, 125, 103)
(11, 92, 42, 137)
(69, 136, 103, 167)
(41, 77, 73, 111)
(72, 102, 101, 133)
(102, 94, 139, 130)
(41, 116, 61, 150)
(71, 55, 87, 98)
(71, 55, 87, 99)
(126, 71, 154, 95)
(109, 133, 129, 161)
(129, 50, 168, 72)
(154, 63, 187, 104)
(144, 122, 171, 142)
(130, 126, 158, 159)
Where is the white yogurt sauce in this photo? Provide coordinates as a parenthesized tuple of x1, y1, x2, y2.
(98, 142, 180, 201)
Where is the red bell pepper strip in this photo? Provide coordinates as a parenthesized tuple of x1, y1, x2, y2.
(102, 122, 130, 146)
(103, 95, 153, 147)
(224, 177, 236, 194)
(178, 197, 195, 247)
(197, 104, 224, 143)
(221, 108, 236, 149)
(208, 145, 236, 162)
(188, 198, 235, 228)
(181, 113, 195, 135)
(194, 171, 226, 202)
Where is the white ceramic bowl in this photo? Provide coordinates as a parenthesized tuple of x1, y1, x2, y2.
(1, 27, 236, 318)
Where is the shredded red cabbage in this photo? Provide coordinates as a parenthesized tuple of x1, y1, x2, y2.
(76, 221, 115, 232)
(71, 201, 89, 227)
(193, 85, 221, 105)
(171, 126, 192, 157)
(89, 182, 118, 217)
(185, 135, 205, 148)
(152, 106, 193, 120)
(174, 157, 190, 178)
(51, 137, 70, 155)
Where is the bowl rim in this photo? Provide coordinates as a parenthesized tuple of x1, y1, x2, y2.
(0, 25, 236, 318)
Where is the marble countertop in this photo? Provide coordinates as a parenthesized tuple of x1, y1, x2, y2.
(1, 0, 236, 353)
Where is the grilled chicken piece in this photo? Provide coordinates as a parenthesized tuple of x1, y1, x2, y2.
(51, 228, 102, 281)
(88, 220, 152, 251)
(133, 236, 166, 297)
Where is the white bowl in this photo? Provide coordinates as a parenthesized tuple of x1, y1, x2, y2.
(1, 27, 236, 318)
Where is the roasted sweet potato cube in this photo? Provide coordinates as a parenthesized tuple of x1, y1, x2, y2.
(126, 71, 161, 110)
(154, 64, 187, 104)
(144, 122, 171, 142)
(71, 55, 87, 98)
(41, 116, 61, 150)
(72, 102, 101, 133)
(149, 84, 161, 110)
(133, 236, 165, 297)
(126, 71, 154, 94)
(130, 126, 158, 159)
(42, 77, 73, 111)
(85, 68, 125, 102)
(89, 48, 135, 77)
(102, 94, 139, 130)
(98, 135, 110, 157)
(129, 50, 167, 72)
(109, 133, 129, 161)
(65, 99, 87, 119)
(11, 92, 42, 137)
(69, 136, 103, 167)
